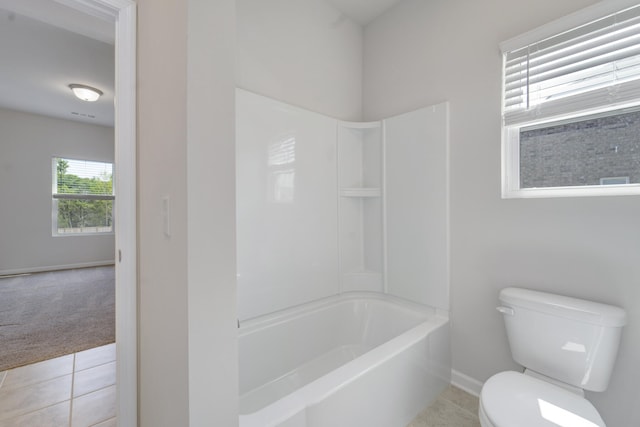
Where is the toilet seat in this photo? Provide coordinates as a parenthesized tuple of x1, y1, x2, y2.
(480, 371, 605, 427)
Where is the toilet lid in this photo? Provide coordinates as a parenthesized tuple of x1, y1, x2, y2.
(481, 371, 605, 427)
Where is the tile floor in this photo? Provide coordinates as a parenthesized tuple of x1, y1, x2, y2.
(408, 385, 481, 427)
(0, 343, 115, 427)
(1, 347, 475, 427)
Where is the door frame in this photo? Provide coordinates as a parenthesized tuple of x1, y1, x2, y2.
(61, 0, 137, 424)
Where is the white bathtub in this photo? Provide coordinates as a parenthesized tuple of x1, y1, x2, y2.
(238, 292, 450, 427)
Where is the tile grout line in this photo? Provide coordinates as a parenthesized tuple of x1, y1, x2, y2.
(74, 383, 117, 400)
(0, 372, 75, 423)
(69, 353, 76, 427)
(0, 401, 73, 424)
(0, 368, 75, 424)
(75, 359, 117, 375)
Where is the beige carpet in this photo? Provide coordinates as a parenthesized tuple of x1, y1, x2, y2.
(0, 266, 115, 372)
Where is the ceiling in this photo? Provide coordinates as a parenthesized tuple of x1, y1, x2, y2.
(326, 0, 405, 24)
(0, 1, 114, 127)
(0, 0, 401, 129)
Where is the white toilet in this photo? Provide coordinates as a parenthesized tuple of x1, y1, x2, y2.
(479, 287, 626, 427)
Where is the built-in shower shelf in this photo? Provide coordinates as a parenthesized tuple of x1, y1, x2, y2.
(340, 187, 381, 198)
(338, 120, 381, 130)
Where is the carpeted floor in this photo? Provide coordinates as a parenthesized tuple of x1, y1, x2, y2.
(0, 266, 115, 372)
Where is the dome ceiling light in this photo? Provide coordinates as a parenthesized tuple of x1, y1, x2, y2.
(69, 84, 103, 102)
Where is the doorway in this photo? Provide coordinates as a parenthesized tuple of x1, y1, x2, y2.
(0, 0, 136, 424)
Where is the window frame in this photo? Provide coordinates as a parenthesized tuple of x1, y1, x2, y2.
(52, 157, 115, 236)
(500, 0, 640, 199)
(502, 106, 640, 199)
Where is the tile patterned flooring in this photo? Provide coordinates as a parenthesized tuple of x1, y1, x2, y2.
(0, 346, 476, 427)
(0, 344, 115, 427)
(408, 385, 481, 427)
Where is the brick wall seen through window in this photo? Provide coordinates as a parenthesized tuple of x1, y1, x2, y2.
(519, 110, 640, 189)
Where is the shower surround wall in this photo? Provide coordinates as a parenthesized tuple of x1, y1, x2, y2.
(385, 106, 449, 308)
(236, 89, 340, 320)
(236, 89, 449, 320)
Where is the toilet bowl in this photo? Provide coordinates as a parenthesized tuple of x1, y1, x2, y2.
(479, 288, 626, 427)
(479, 371, 604, 427)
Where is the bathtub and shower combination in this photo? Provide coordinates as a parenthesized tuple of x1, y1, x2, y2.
(238, 293, 450, 427)
(236, 90, 450, 426)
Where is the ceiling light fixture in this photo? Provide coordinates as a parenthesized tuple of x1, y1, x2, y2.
(69, 84, 103, 102)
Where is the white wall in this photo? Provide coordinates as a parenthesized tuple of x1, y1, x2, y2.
(138, 0, 238, 425)
(363, 1, 640, 426)
(236, 0, 363, 121)
(0, 108, 114, 274)
(138, 0, 189, 422)
(187, 0, 238, 424)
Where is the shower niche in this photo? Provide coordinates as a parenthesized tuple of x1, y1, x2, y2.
(337, 121, 385, 292)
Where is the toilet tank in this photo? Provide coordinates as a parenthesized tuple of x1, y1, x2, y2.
(498, 287, 626, 392)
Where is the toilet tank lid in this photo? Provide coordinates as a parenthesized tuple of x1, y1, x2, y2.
(499, 288, 627, 327)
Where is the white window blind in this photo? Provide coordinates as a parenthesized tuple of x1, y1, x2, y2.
(54, 158, 114, 199)
(502, 2, 640, 126)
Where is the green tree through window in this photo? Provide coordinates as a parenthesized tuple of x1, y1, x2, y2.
(53, 157, 114, 234)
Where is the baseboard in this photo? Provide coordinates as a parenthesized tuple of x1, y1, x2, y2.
(0, 261, 115, 277)
(451, 369, 483, 397)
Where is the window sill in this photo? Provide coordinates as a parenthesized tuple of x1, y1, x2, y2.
(502, 184, 640, 199)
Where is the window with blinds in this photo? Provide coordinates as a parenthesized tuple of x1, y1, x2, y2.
(52, 157, 115, 235)
(500, 1, 640, 198)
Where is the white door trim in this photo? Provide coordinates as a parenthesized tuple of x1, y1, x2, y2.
(59, 0, 137, 424)
(112, 2, 137, 425)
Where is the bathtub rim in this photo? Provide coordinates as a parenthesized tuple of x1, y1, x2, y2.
(238, 292, 450, 424)
(238, 291, 447, 336)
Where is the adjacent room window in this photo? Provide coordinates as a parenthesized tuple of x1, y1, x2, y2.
(600, 176, 630, 185)
(53, 157, 114, 235)
(501, 1, 640, 198)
